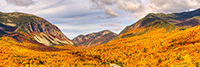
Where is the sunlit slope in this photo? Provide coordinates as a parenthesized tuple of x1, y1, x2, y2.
(0, 37, 110, 67)
(81, 25, 200, 67)
(1, 24, 200, 66)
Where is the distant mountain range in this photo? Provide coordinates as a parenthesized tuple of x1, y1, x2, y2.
(72, 30, 117, 47)
(1, 8, 200, 48)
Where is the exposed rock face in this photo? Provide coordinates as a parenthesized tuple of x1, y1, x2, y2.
(25, 18, 68, 39)
(72, 30, 117, 47)
(72, 34, 85, 44)
(33, 32, 74, 46)
(0, 12, 75, 46)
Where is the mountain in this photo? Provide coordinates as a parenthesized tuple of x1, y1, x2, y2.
(72, 30, 117, 47)
(119, 14, 184, 38)
(83, 22, 200, 67)
(118, 8, 200, 38)
(0, 12, 75, 46)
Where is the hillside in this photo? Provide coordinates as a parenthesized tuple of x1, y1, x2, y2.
(80, 24, 200, 66)
(118, 8, 200, 38)
(72, 30, 117, 47)
(1, 22, 200, 66)
(119, 15, 185, 38)
(1, 8, 200, 67)
(0, 12, 75, 46)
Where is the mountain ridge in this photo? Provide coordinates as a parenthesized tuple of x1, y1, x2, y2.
(72, 30, 117, 47)
(118, 8, 200, 38)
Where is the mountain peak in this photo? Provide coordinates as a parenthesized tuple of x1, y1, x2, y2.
(101, 29, 111, 32)
(100, 30, 116, 36)
(77, 34, 84, 37)
(72, 30, 117, 47)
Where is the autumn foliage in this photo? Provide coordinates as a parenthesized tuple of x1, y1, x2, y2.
(1, 25, 200, 66)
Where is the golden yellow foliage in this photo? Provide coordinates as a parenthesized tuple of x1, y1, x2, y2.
(1, 25, 200, 66)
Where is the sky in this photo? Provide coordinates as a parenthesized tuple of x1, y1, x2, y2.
(0, 0, 200, 39)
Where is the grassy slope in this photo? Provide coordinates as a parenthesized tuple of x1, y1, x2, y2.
(1, 23, 200, 66)
(0, 37, 109, 67)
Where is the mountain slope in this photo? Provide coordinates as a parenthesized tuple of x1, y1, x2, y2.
(119, 14, 184, 38)
(118, 8, 200, 38)
(0, 12, 75, 46)
(2, 21, 200, 67)
(81, 24, 200, 67)
(2, 18, 200, 67)
(72, 30, 117, 47)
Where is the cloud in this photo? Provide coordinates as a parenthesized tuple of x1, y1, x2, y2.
(100, 23, 118, 27)
(90, 0, 119, 17)
(56, 24, 104, 30)
(148, 0, 200, 12)
(6, 0, 35, 6)
(90, 0, 145, 17)
(100, 23, 123, 32)
(104, 7, 118, 17)
(117, 0, 144, 12)
(33, 0, 104, 19)
(90, 0, 200, 19)
(113, 28, 121, 31)
(116, 20, 121, 23)
(100, 0, 118, 5)
(73, 16, 80, 20)
(90, 0, 105, 9)
(100, 23, 122, 31)
(97, 16, 102, 18)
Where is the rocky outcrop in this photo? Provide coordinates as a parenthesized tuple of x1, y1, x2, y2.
(33, 32, 74, 46)
(25, 18, 68, 39)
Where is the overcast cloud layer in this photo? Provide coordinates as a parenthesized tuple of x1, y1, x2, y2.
(0, 0, 200, 39)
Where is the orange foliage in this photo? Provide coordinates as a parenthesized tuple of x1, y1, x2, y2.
(1, 25, 200, 66)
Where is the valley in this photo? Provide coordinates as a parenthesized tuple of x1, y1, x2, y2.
(1, 8, 200, 67)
